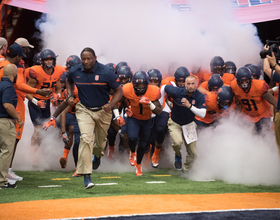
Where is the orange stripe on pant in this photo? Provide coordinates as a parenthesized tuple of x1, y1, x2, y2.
(15, 98, 25, 140)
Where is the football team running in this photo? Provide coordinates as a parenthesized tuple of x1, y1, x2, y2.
(0, 36, 279, 189)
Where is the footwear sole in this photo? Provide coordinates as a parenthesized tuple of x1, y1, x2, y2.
(85, 182, 95, 189)
(151, 163, 159, 168)
(59, 158, 67, 168)
(174, 163, 182, 171)
(7, 176, 23, 181)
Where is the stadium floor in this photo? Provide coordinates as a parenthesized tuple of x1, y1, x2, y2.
(2, 193, 280, 219)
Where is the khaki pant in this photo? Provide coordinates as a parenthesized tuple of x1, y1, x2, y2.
(0, 118, 16, 186)
(168, 118, 197, 171)
(274, 112, 280, 159)
(75, 102, 112, 175)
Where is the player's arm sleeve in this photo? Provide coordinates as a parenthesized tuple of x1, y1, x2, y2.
(190, 95, 206, 118)
(16, 68, 37, 94)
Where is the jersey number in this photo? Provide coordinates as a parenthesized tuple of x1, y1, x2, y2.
(139, 103, 143, 114)
(41, 81, 57, 89)
(241, 99, 258, 111)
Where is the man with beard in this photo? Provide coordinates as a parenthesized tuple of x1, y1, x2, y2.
(163, 75, 206, 172)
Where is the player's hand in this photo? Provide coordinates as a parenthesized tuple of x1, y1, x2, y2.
(36, 88, 52, 97)
(42, 117, 56, 130)
(114, 116, 125, 127)
(139, 96, 151, 105)
(51, 93, 60, 102)
(17, 118, 23, 129)
(37, 100, 47, 108)
(61, 132, 70, 144)
(125, 106, 133, 117)
(66, 95, 75, 106)
(181, 98, 191, 108)
(51, 100, 60, 107)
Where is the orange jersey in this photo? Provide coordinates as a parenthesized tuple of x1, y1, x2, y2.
(161, 76, 174, 86)
(201, 72, 212, 82)
(161, 74, 199, 86)
(62, 86, 79, 114)
(273, 82, 279, 100)
(222, 73, 235, 86)
(200, 81, 209, 91)
(0, 60, 35, 100)
(231, 79, 271, 122)
(29, 65, 64, 100)
(195, 92, 222, 124)
(122, 83, 160, 120)
(0, 54, 5, 62)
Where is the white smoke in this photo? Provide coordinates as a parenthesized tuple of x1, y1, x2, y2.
(186, 112, 280, 186)
(34, 0, 263, 73)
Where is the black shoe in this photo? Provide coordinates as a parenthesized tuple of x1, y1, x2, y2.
(174, 155, 182, 170)
(84, 175, 94, 190)
(92, 155, 101, 170)
(0, 182, 17, 189)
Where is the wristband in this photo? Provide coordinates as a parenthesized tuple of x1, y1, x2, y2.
(113, 109, 120, 118)
(189, 104, 193, 109)
(149, 102, 156, 110)
(32, 98, 38, 105)
(51, 116, 56, 120)
(272, 86, 279, 92)
(272, 63, 278, 70)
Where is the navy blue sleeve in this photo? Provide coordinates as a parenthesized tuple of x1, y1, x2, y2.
(195, 93, 206, 109)
(273, 71, 280, 83)
(67, 69, 74, 84)
(2, 84, 15, 104)
(164, 85, 179, 97)
(107, 70, 120, 90)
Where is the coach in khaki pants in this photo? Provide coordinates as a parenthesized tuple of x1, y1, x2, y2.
(0, 64, 23, 189)
(66, 47, 122, 189)
(75, 102, 112, 173)
(163, 75, 206, 172)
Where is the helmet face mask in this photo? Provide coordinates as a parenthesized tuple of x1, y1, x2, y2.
(239, 79, 251, 90)
(43, 58, 55, 69)
(236, 67, 252, 91)
(119, 76, 131, 85)
(132, 71, 149, 96)
(210, 56, 225, 75)
(225, 61, 236, 75)
(40, 49, 56, 69)
(134, 82, 148, 96)
(217, 86, 234, 109)
(117, 66, 132, 85)
(175, 79, 185, 88)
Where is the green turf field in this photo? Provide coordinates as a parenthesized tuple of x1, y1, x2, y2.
(1, 169, 280, 204)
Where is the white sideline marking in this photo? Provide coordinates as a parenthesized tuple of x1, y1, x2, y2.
(192, 178, 216, 182)
(95, 183, 118, 186)
(38, 185, 62, 188)
(146, 181, 166, 184)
